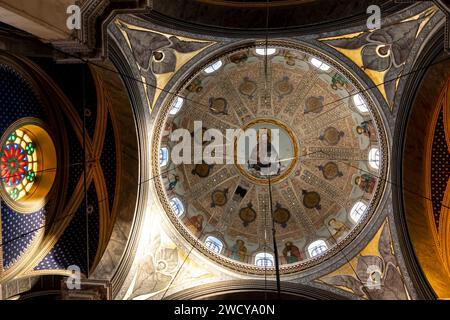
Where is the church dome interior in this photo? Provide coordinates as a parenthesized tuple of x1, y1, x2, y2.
(0, 0, 449, 305)
(155, 44, 386, 273)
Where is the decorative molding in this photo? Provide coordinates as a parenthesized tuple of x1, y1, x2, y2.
(165, 279, 349, 300)
(319, 5, 439, 110)
(52, 0, 152, 62)
(317, 218, 411, 300)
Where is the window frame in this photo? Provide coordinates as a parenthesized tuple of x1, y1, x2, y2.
(255, 47, 277, 56)
(254, 252, 275, 267)
(353, 94, 369, 113)
(368, 148, 380, 170)
(204, 236, 224, 254)
(310, 58, 331, 71)
(169, 197, 185, 217)
(169, 96, 184, 115)
(159, 147, 169, 167)
(307, 240, 328, 258)
(203, 60, 223, 74)
(349, 201, 368, 224)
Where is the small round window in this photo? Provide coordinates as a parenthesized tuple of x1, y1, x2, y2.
(0, 119, 57, 213)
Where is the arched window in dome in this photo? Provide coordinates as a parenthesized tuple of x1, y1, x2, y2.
(159, 147, 169, 167)
(170, 197, 184, 217)
(255, 47, 276, 56)
(205, 236, 223, 254)
(353, 94, 369, 113)
(255, 252, 274, 267)
(204, 60, 223, 74)
(169, 97, 184, 115)
(1, 129, 37, 201)
(310, 58, 331, 71)
(368, 148, 380, 170)
(350, 201, 368, 224)
(307, 240, 328, 257)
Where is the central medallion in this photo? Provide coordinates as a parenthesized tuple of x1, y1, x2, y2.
(234, 118, 299, 185)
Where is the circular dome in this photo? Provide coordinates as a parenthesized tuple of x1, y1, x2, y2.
(154, 43, 387, 274)
(0, 118, 57, 213)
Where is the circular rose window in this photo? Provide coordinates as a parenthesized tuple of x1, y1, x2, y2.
(0, 119, 57, 213)
(153, 43, 387, 274)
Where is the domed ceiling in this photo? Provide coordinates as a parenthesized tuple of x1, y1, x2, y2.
(153, 43, 387, 274)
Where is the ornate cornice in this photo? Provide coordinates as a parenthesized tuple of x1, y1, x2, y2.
(52, 0, 152, 62)
(165, 279, 349, 300)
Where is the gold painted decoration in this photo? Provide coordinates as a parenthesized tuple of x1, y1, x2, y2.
(304, 96, 325, 114)
(209, 97, 229, 115)
(211, 189, 228, 207)
(115, 19, 214, 109)
(319, 127, 345, 146)
(238, 77, 258, 100)
(191, 163, 212, 178)
(302, 190, 321, 210)
(318, 220, 410, 300)
(239, 202, 257, 227)
(273, 203, 291, 228)
(274, 76, 293, 100)
(320, 6, 437, 110)
(318, 162, 343, 180)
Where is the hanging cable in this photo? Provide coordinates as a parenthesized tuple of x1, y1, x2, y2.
(82, 66, 90, 278)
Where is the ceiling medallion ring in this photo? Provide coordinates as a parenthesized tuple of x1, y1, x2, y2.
(234, 118, 299, 185)
(151, 40, 389, 275)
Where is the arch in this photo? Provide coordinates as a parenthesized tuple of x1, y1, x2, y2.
(164, 280, 350, 300)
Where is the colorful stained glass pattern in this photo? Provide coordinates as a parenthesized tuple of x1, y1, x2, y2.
(1, 129, 37, 201)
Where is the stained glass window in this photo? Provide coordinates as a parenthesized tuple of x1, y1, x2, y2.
(308, 240, 328, 257)
(205, 236, 223, 253)
(1, 129, 37, 201)
(255, 252, 274, 267)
